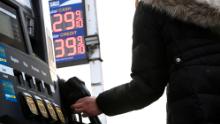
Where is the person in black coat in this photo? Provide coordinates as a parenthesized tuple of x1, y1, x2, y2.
(72, 0, 220, 123)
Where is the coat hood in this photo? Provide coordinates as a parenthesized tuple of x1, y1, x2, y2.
(142, 0, 220, 27)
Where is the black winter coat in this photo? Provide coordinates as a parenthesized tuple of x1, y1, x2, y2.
(96, 0, 220, 124)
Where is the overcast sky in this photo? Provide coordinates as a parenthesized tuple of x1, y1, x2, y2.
(56, 0, 167, 124)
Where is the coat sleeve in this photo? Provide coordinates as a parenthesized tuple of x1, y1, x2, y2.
(96, 3, 169, 116)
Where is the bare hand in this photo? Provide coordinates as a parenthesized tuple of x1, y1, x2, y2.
(71, 96, 102, 117)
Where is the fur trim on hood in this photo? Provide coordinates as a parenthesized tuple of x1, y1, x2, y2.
(142, 0, 220, 27)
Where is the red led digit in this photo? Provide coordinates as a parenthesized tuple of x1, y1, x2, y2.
(66, 37, 77, 56)
(77, 36, 85, 54)
(64, 12, 75, 30)
(75, 10, 83, 28)
(55, 39, 65, 58)
(52, 14, 63, 32)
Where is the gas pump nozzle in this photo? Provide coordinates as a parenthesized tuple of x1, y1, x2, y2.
(59, 77, 101, 124)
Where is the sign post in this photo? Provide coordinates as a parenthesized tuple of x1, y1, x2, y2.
(49, 0, 106, 123)
(84, 0, 106, 123)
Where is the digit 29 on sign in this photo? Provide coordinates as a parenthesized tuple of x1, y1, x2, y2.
(50, 0, 88, 67)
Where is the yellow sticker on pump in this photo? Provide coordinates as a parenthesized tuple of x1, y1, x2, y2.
(24, 95, 38, 115)
(44, 99, 58, 121)
(35, 96, 49, 118)
(54, 104, 65, 123)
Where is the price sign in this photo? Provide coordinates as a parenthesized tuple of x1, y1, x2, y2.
(49, 0, 88, 67)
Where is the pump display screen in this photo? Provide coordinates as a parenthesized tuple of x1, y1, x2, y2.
(0, 1, 26, 52)
(49, 0, 88, 67)
(0, 12, 15, 39)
